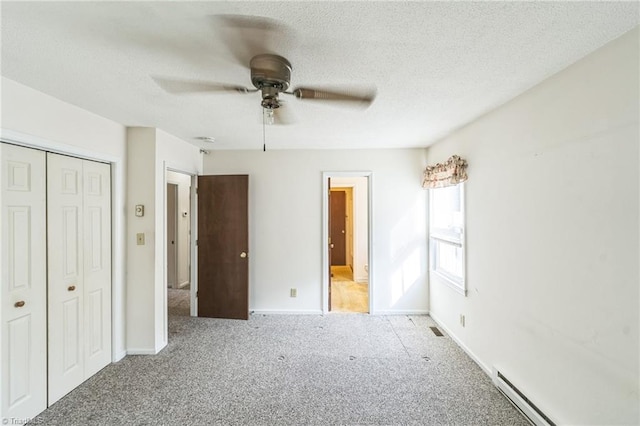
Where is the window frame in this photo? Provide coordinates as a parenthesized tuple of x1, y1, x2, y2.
(429, 183, 466, 296)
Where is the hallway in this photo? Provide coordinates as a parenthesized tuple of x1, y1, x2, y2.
(330, 265, 368, 313)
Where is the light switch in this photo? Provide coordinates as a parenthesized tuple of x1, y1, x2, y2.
(136, 233, 145, 245)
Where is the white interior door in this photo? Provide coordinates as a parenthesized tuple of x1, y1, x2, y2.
(47, 153, 111, 404)
(0, 143, 47, 421)
(47, 153, 85, 404)
(82, 159, 111, 379)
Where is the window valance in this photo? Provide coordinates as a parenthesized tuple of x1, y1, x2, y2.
(422, 155, 468, 189)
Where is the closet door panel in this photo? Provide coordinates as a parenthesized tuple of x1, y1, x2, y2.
(0, 143, 47, 421)
(47, 153, 84, 405)
(82, 160, 111, 377)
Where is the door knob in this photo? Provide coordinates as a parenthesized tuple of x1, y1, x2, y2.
(330, 244, 334, 248)
(68, 285, 76, 291)
(240, 252, 247, 258)
(14, 300, 25, 308)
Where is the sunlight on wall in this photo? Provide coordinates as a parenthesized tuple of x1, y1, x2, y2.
(390, 196, 427, 306)
(391, 248, 422, 305)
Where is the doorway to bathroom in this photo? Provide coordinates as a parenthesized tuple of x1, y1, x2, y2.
(324, 173, 371, 313)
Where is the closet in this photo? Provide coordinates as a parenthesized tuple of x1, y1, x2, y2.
(1, 144, 112, 421)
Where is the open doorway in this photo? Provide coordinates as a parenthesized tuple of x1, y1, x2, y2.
(166, 170, 192, 317)
(323, 173, 371, 313)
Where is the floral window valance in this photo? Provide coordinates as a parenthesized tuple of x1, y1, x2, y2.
(422, 155, 468, 189)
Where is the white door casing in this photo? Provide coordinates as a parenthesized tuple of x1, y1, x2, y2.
(0, 143, 47, 421)
(47, 153, 111, 405)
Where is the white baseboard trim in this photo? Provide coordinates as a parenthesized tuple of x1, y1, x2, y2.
(126, 348, 158, 355)
(251, 309, 323, 315)
(114, 350, 127, 362)
(429, 311, 492, 376)
(374, 310, 430, 315)
(178, 281, 190, 289)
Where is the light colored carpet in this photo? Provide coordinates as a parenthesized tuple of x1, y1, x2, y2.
(168, 287, 190, 317)
(29, 314, 529, 426)
(331, 265, 368, 313)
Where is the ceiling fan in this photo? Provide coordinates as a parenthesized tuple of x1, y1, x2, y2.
(152, 15, 376, 126)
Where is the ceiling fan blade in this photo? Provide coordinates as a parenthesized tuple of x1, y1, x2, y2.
(152, 76, 252, 94)
(290, 86, 377, 107)
(211, 15, 294, 67)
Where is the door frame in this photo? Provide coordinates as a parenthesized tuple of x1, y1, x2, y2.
(163, 167, 198, 323)
(322, 171, 373, 314)
(0, 128, 124, 362)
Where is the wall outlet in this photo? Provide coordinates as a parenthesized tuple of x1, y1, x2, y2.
(290, 288, 297, 298)
(460, 314, 466, 327)
(136, 233, 145, 245)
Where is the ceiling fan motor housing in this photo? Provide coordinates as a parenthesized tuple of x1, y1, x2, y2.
(251, 54, 292, 109)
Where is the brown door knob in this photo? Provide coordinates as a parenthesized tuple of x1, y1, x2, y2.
(68, 285, 76, 291)
(14, 301, 25, 308)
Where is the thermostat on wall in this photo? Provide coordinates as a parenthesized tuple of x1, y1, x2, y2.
(135, 205, 144, 217)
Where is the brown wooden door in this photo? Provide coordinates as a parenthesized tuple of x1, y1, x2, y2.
(197, 175, 249, 320)
(330, 190, 346, 265)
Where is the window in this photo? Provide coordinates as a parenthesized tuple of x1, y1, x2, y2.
(429, 183, 465, 295)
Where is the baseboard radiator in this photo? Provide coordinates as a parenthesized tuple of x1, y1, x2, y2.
(494, 370, 555, 426)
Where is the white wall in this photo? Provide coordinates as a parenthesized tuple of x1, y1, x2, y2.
(203, 148, 428, 314)
(125, 128, 157, 353)
(126, 128, 201, 354)
(331, 176, 369, 282)
(167, 171, 191, 287)
(1, 76, 128, 360)
(427, 28, 639, 425)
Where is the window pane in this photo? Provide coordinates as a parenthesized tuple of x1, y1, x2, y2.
(435, 241, 463, 278)
(430, 185, 462, 234)
(429, 183, 465, 293)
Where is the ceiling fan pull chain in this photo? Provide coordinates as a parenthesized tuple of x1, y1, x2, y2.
(263, 109, 267, 152)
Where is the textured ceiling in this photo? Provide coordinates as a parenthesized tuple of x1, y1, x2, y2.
(1, 1, 638, 150)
